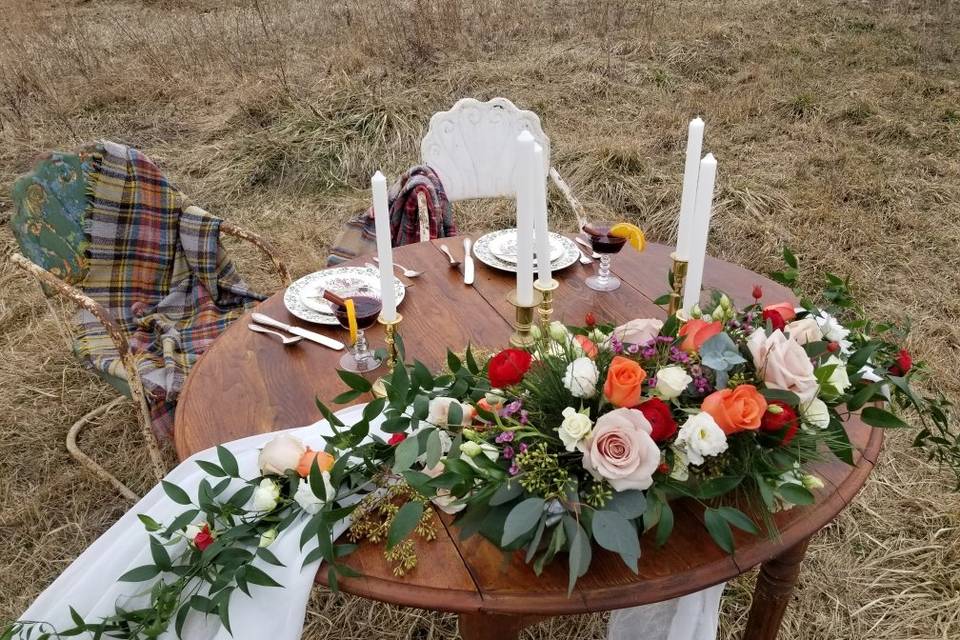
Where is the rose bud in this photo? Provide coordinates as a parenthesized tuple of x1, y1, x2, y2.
(388, 432, 407, 446)
(752, 284, 763, 300)
(888, 349, 913, 376)
(826, 341, 840, 353)
(585, 312, 597, 327)
(760, 400, 799, 445)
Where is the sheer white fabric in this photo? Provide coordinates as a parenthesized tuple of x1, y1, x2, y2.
(17, 404, 723, 640)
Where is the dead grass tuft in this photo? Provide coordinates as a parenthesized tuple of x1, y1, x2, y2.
(1, 0, 959, 638)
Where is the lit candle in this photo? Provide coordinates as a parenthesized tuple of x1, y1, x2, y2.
(531, 143, 552, 286)
(372, 171, 397, 321)
(682, 153, 717, 313)
(675, 117, 705, 261)
(514, 131, 536, 306)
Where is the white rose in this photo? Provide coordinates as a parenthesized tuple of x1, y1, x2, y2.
(259, 434, 306, 475)
(611, 318, 664, 346)
(460, 441, 482, 457)
(801, 397, 830, 430)
(294, 472, 333, 515)
(785, 317, 823, 345)
(655, 366, 693, 400)
(251, 478, 281, 511)
(563, 357, 599, 398)
(428, 397, 475, 426)
(822, 355, 851, 395)
(548, 320, 570, 342)
(747, 329, 819, 403)
(558, 407, 593, 452)
(258, 528, 277, 548)
(675, 412, 728, 466)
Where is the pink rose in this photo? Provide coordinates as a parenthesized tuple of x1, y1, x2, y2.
(581, 408, 660, 491)
(611, 318, 664, 346)
(747, 329, 818, 403)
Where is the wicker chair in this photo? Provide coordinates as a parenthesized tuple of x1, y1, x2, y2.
(9, 148, 289, 500)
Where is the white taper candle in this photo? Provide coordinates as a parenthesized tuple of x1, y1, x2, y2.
(514, 131, 536, 305)
(531, 143, 552, 285)
(682, 153, 717, 313)
(372, 171, 397, 321)
(675, 117, 705, 261)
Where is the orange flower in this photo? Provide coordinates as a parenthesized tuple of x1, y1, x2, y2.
(574, 334, 598, 359)
(678, 319, 723, 353)
(603, 356, 647, 408)
(296, 448, 335, 478)
(763, 302, 797, 323)
(701, 384, 768, 435)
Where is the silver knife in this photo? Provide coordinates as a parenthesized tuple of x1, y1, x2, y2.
(251, 313, 344, 351)
(463, 237, 475, 285)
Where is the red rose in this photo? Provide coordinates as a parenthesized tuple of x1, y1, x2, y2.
(752, 284, 763, 301)
(585, 312, 597, 327)
(487, 348, 533, 388)
(760, 401, 799, 445)
(637, 397, 677, 443)
(762, 308, 787, 331)
(387, 432, 407, 446)
(888, 349, 912, 377)
(194, 524, 215, 551)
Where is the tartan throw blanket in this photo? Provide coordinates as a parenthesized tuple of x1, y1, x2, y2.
(326, 164, 457, 266)
(74, 141, 264, 438)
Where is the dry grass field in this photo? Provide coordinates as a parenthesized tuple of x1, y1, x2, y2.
(1, 0, 959, 638)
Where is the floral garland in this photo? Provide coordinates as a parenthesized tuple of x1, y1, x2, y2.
(7, 251, 956, 638)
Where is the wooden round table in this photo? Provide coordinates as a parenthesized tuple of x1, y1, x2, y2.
(175, 238, 881, 640)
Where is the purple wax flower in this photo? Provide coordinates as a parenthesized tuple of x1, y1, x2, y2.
(657, 335, 674, 343)
(641, 346, 656, 359)
(509, 464, 520, 476)
(627, 343, 642, 355)
(503, 446, 515, 460)
(610, 335, 623, 354)
(500, 399, 522, 417)
(647, 376, 658, 388)
(519, 410, 529, 425)
(690, 364, 703, 377)
(495, 431, 515, 443)
(519, 442, 529, 453)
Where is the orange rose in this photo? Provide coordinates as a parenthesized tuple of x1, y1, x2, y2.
(603, 356, 647, 408)
(701, 384, 768, 435)
(574, 334, 598, 359)
(678, 319, 723, 353)
(297, 447, 335, 478)
(763, 302, 797, 323)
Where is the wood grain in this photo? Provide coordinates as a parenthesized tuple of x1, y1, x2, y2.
(174, 239, 881, 626)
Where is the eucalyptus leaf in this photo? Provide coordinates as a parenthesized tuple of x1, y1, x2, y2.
(699, 332, 746, 372)
(425, 429, 443, 469)
(592, 510, 639, 572)
(216, 446, 240, 477)
(387, 501, 424, 549)
(861, 406, 909, 429)
(606, 490, 647, 520)
(501, 498, 545, 546)
(392, 435, 420, 472)
(704, 508, 734, 553)
(337, 369, 373, 393)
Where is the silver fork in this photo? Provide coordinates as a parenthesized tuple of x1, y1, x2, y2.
(440, 244, 461, 267)
(374, 256, 423, 278)
(248, 323, 302, 345)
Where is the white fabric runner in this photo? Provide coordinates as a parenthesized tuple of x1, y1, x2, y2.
(17, 405, 722, 640)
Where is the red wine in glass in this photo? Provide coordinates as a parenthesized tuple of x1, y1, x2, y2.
(582, 223, 624, 291)
(334, 295, 383, 372)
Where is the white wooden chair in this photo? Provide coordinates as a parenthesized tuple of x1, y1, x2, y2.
(415, 97, 585, 238)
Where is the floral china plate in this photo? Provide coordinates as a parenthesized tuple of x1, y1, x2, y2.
(473, 229, 580, 274)
(283, 266, 406, 325)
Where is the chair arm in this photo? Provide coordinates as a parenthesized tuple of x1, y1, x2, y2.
(220, 221, 291, 286)
(9, 253, 131, 360)
(549, 167, 587, 232)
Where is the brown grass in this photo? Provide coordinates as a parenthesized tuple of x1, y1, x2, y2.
(1, 0, 959, 638)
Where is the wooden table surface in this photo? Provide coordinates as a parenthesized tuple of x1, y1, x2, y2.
(174, 238, 881, 639)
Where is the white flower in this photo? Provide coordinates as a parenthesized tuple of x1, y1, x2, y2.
(258, 529, 277, 548)
(460, 441, 482, 457)
(563, 357, 599, 398)
(259, 434, 306, 475)
(785, 317, 823, 345)
(588, 328, 609, 344)
(558, 407, 593, 452)
(801, 398, 830, 430)
(294, 472, 333, 515)
(858, 365, 891, 400)
(463, 442, 499, 471)
(815, 311, 852, 353)
(548, 320, 570, 342)
(822, 355, 851, 395)
(669, 447, 690, 482)
(655, 366, 693, 400)
(431, 489, 465, 515)
(675, 412, 728, 466)
(252, 478, 281, 511)
(802, 474, 824, 491)
(428, 397, 475, 426)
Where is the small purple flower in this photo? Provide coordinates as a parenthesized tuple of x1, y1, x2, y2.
(610, 335, 623, 354)
(657, 335, 674, 344)
(669, 347, 690, 363)
(519, 410, 529, 425)
(500, 399, 522, 417)
(495, 431, 515, 444)
(641, 346, 656, 359)
(628, 343, 642, 355)
(647, 376, 657, 388)
(509, 464, 520, 476)
(519, 442, 529, 453)
(502, 446, 515, 460)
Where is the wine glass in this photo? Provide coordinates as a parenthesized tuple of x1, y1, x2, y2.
(334, 294, 383, 372)
(583, 222, 626, 292)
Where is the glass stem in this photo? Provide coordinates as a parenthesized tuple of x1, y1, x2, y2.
(597, 254, 611, 286)
(353, 329, 370, 369)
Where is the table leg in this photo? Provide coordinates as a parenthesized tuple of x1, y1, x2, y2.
(458, 613, 545, 640)
(743, 535, 812, 640)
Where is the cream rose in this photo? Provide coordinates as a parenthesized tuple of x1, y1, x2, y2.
(259, 435, 306, 475)
(558, 407, 593, 451)
(581, 408, 660, 491)
(801, 397, 830, 429)
(427, 397, 476, 426)
(251, 478, 281, 511)
(675, 412, 728, 466)
(785, 317, 822, 345)
(563, 357, 599, 398)
(655, 366, 693, 399)
(747, 329, 819, 403)
(611, 318, 664, 346)
(422, 460, 466, 514)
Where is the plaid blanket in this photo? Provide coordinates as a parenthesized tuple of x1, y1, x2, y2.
(75, 142, 264, 439)
(327, 165, 457, 266)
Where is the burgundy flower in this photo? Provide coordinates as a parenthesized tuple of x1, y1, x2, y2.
(888, 349, 913, 377)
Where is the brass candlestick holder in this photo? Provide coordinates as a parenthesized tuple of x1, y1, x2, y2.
(533, 278, 560, 327)
(507, 289, 543, 348)
(372, 313, 403, 399)
(667, 253, 688, 316)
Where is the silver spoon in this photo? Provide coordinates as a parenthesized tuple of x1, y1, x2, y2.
(576, 246, 594, 265)
(574, 235, 602, 259)
(373, 256, 423, 278)
(440, 244, 461, 267)
(248, 323, 302, 345)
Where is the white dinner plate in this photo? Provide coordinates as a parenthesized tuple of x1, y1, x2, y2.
(488, 231, 565, 265)
(283, 265, 405, 325)
(472, 229, 580, 274)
